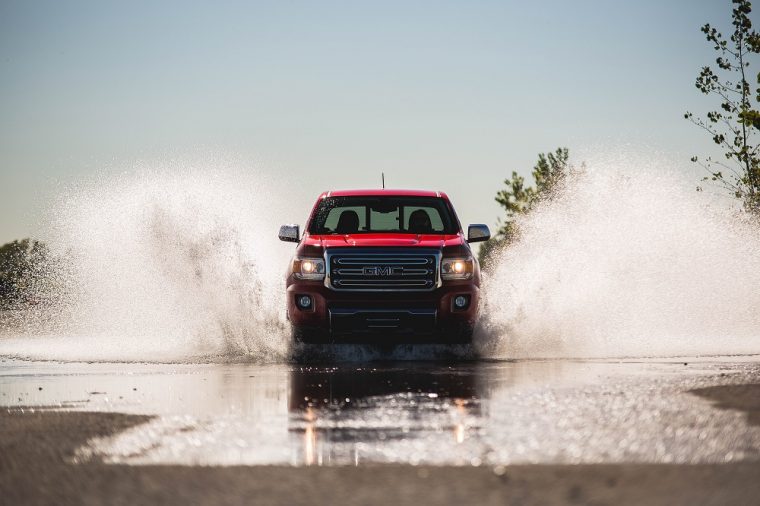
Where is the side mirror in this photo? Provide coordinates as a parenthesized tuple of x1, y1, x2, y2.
(279, 224, 300, 243)
(467, 224, 490, 243)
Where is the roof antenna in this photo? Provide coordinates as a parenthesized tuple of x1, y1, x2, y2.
(382, 172, 385, 189)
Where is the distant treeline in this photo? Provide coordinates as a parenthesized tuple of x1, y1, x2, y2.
(0, 239, 49, 307)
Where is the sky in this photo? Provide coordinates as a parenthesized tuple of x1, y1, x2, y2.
(0, 0, 739, 243)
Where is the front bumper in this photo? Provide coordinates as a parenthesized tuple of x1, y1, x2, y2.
(286, 280, 479, 342)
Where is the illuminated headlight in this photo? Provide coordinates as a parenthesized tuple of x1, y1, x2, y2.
(293, 257, 325, 280)
(441, 257, 474, 280)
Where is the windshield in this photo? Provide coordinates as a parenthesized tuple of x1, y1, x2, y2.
(308, 196, 459, 235)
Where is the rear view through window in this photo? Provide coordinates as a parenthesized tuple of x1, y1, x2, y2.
(309, 196, 459, 235)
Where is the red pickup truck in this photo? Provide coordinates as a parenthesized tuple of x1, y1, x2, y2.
(279, 189, 490, 344)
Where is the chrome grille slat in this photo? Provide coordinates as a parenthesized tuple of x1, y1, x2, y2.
(336, 258, 431, 265)
(326, 249, 440, 292)
(334, 268, 431, 276)
(336, 280, 430, 286)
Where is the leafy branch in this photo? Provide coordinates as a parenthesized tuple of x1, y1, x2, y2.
(686, 0, 760, 213)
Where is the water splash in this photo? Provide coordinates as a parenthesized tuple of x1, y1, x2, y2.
(2, 152, 760, 362)
(477, 153, 760, 359)
(0, 159, 293, 362)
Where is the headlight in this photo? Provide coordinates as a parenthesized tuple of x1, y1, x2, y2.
(441, 257, 474, 280)
(292, 257, 326, 280)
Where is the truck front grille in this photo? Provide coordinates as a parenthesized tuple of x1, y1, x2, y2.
(326, 249, 439, 291)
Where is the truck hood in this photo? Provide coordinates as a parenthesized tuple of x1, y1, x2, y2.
(303, 233, 464, 249)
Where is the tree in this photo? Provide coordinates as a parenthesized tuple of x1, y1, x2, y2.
(0, 239, 48, 306)
(478, 148, 570, 268)
(685, 0, 760, 214)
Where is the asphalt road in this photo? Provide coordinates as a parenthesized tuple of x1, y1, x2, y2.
(1, 356, 759, 505)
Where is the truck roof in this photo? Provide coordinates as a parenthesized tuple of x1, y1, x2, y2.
(319, 189, 449, 199)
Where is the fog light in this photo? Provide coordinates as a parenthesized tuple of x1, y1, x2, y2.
(297, 295, 313, 309)
(454, 295, 468, 309)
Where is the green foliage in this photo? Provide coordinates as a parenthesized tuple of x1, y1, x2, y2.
(475, 233, 507, 270)
(479, 148, 570, 269)
(685, 0, 760, 214)
(0, 239, 48, 306)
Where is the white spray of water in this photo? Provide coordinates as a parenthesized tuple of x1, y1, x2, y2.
(477, 153, 760, 358)
(2, 152, 759, 362)
(0, 158, 296, 362)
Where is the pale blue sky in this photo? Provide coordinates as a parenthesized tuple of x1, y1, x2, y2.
(0, 0, 736, 242)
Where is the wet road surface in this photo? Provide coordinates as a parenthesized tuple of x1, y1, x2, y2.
(2, 356, 759, 467)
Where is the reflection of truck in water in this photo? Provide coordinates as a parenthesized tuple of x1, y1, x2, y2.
(288, 365, 481, 410)
(279, 189, 490, 344)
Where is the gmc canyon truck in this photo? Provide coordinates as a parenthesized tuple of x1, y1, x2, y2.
(278, 189, 490, 344)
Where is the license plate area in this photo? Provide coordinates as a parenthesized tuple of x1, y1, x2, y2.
(329, 307, 437, 334)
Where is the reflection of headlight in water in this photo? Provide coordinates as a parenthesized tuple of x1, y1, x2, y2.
(455, 423, 465, 444)
(304, 407, 318, 465)
(304, 425, 317, 465)
(454, 398, 467, 443)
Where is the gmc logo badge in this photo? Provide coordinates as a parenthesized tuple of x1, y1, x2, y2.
(363, 266, 400, 276)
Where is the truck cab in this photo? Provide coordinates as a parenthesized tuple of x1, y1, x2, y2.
(279, 189, 490, 344)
